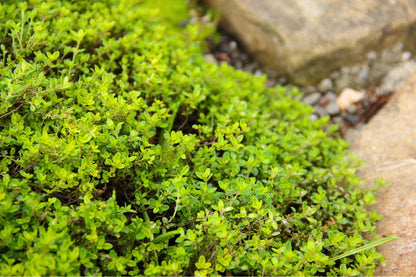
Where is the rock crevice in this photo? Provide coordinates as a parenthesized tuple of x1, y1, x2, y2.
(204, 0, 416, 86)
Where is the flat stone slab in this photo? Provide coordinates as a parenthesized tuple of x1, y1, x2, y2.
(205, 0, 416, 86)
(350, 70, 416, 275)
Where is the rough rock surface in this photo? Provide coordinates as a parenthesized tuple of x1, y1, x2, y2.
(204, 0, 416, 86)
(349, 70, 416, 276)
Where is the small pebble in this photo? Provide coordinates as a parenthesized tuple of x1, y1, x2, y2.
(302, 92, 322, 105)
(303, 86, 317, 94)
(309, 114, 319, 121)
(326, 101, 340, 115)
(350, 65, 360, 75)
(230, 51, 239, 60)
(319, 92, 337, 107)
(264, 68, 278, 79)
(254, 69, 263, 77)
(334, 76, 350, 91)
(332, 116, 344, 125)
(219, 44, 232, 54)
(240, 53, 249, 63)
(229, 41, 238, 51)
(201, 15, 210, 23)
(244, 63, 256, 72)
(189, 17, 198, 24)
(401, 51, 411, 61)
(217, 52, 229, 61)
(341, 66, 350, 74)
(204, 54, 217, 63)
(314, 106, 328, 117)
(330, 71, 341, 79)
(336, 88, 365, 110)
(367, 51, 377, 60)
(343, 114, 361, 125)
(179, 19, 189, 27)
(318, 78, 333, 92)
(346, 104, 358, 114)
(266, 79, 277, 88)
(358, 65, 369, 81)
(277, 76, 288, 85)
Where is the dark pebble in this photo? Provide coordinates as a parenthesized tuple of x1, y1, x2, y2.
(179, 19, 189, 27)
(342, 114, 361, 125)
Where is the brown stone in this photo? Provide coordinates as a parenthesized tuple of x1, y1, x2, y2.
(349, 70, 416, 275)
(204, 0, 416, 86)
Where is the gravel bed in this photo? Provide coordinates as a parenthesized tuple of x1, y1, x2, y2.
(205, 31, 416, 138)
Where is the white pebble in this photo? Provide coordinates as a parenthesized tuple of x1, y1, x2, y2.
(336, 88, 365, 111)
(401, 51, 411, 61)
(254, 69, 263, 77)
(309, 114, 319, 121)
(229, 41, 238, 51)
(367, 51, 377, 60)
(204, 54, 217, 63)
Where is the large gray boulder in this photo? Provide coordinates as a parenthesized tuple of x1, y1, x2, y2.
(350, 70, 416, 275)
(204, 0, 416, 86)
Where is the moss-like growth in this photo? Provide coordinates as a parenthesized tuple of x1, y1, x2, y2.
(0, 0, 383, 275)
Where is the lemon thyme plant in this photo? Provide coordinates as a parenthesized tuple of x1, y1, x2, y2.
(0, 0, 386, 275)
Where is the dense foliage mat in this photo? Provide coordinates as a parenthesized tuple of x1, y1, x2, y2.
(0, 0, 384, 275)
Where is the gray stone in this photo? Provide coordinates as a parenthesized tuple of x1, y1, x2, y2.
(330, 71, 341, 80)
(334, 75, 351, 92)
(302, 92, 322, 105)
(314, 106, 328, 117)
(350, 65, 361, 75)
(318, 78, 333, 92)
(345, 103, 358, 114)
(332, 116, 343, 126)
(343, 113, 361, 126)
(357, 65, 370, 81)
(379, 60, 416, 94)
(349, 70, 416, 276)
(319, 91, 337, 106)
(254, 69, 263, 77)
(204, 0, 416, 86)
(277, 76, 288, 85)
(303, 86, 317, 94)
(326, 101, 340, 115)
(341, 66, 351, 75)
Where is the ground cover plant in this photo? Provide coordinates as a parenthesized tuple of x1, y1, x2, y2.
(0, 0, 386, 275)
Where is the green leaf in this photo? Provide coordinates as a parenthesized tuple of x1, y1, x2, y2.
(152, 229, 181, 244)
(331, 235, 398, 261)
